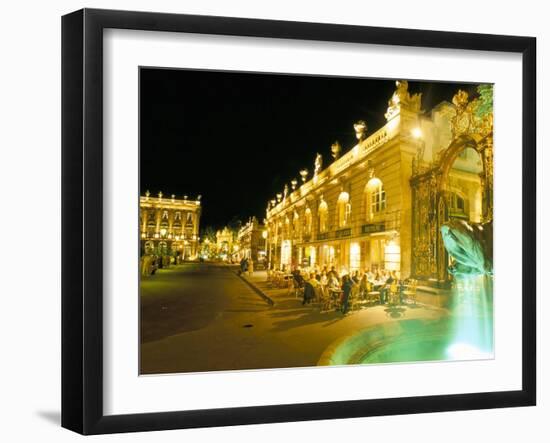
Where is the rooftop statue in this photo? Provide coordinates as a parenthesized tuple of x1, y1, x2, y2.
(314, 153, 323, 176)
(440, 219, 493, 276)
(353, 121, 368, 141)
(384, 79, 422, 121)
(331, 141, 342, 159)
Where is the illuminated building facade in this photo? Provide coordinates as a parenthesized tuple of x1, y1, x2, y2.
(236, 217, 267, 265)
(265, 81, 493, 284)
(140, 191, 201, 260)
(216, 227, 236, 260)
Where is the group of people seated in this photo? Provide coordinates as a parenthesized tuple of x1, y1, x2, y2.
(282, 265, 412, 315)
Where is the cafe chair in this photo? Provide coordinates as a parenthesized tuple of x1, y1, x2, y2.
(403, 279, 418, 304)
(366, 281, 380, 305)
(351, 285, 367, 311)
(388, 282, 400, 306)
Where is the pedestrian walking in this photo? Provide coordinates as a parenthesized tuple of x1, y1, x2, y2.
(341, 274, 354, 315)
(248, 258, 254, 276)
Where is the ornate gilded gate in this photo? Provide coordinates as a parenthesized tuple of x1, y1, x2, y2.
(410, 88, 494, 283)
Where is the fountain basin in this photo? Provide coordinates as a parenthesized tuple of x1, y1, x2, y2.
(318, 317, 493, 366)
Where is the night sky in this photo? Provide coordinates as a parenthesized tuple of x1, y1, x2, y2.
(140, 68, 478, 230)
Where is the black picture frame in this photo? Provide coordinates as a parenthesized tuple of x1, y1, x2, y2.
(61, 8, 537, 435)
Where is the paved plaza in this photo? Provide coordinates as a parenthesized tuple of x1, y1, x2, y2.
(140, 262, 448, 374)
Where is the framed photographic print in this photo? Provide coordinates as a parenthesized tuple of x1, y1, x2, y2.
(61, 8, 536, 435)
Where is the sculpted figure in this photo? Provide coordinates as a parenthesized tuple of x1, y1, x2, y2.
(353, 121, 368, 141)
(314, 153, 322, 176)
(440, 219, 493, 276)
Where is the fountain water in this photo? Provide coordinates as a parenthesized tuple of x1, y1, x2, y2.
(446, 274, 493, 360)
(440, 220, 494, 360)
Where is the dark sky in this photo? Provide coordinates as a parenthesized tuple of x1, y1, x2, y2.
(140, 68, 478, 230)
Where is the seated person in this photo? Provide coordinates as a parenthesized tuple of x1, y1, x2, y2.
(292, 269, 305, 288)
(327, 266, 340, 283)
(303, 275, 318, 305)
(328, 275, 341, 292)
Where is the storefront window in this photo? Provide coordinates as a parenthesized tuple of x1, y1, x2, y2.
(281, 240, 292, 267)
(384, 240, 401, 272)
(350, 243, 361, 272)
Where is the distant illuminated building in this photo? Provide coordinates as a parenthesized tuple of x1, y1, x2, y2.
(265, 81, 493, 284)
(236, 217, 267, 266)
(216, 227, 236, 260)
(140, 191, 201, 260)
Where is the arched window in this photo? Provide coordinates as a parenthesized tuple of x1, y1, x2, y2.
(318, 201, 328, 233)
(284, 217, 290, 238)
(147, 212, 156, 228)
(304, 207, 312, 235)
(293, 211, 300, 236)
(337, 192, 351, 227)
(365, 177, 386, 221)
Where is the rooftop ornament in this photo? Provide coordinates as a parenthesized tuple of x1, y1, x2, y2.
(314, 153, 323, 176)
(291, 178, 298, 190)
(353, 121, 368, 141)
(276, 193, 282, 203)
(158, 191, 163, 200)
(384, 80, 422, 121)
(299, 169, 308, 183)
(145, 190, 150, 200)
(331, 140, 342, 160)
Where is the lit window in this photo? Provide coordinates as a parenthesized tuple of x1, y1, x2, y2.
(350, 243, 361, 272)
(337, 192, 351, 227)
(318, 201, 328, 233)
(304, 208, 312, 235)
(293, 212, 300, 235)
(365, 177, 386, 220)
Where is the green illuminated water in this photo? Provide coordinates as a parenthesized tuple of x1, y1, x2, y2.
(446, 274, 494, 359)
(358, 275, 494, 364)
(321, 274, 494, 366)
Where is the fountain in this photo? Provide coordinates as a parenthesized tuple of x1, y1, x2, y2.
(440, 219, 494, 360)
(318, 220, 493, 367)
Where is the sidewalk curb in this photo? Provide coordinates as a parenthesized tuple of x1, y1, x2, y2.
(234, 272, 275, 306)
